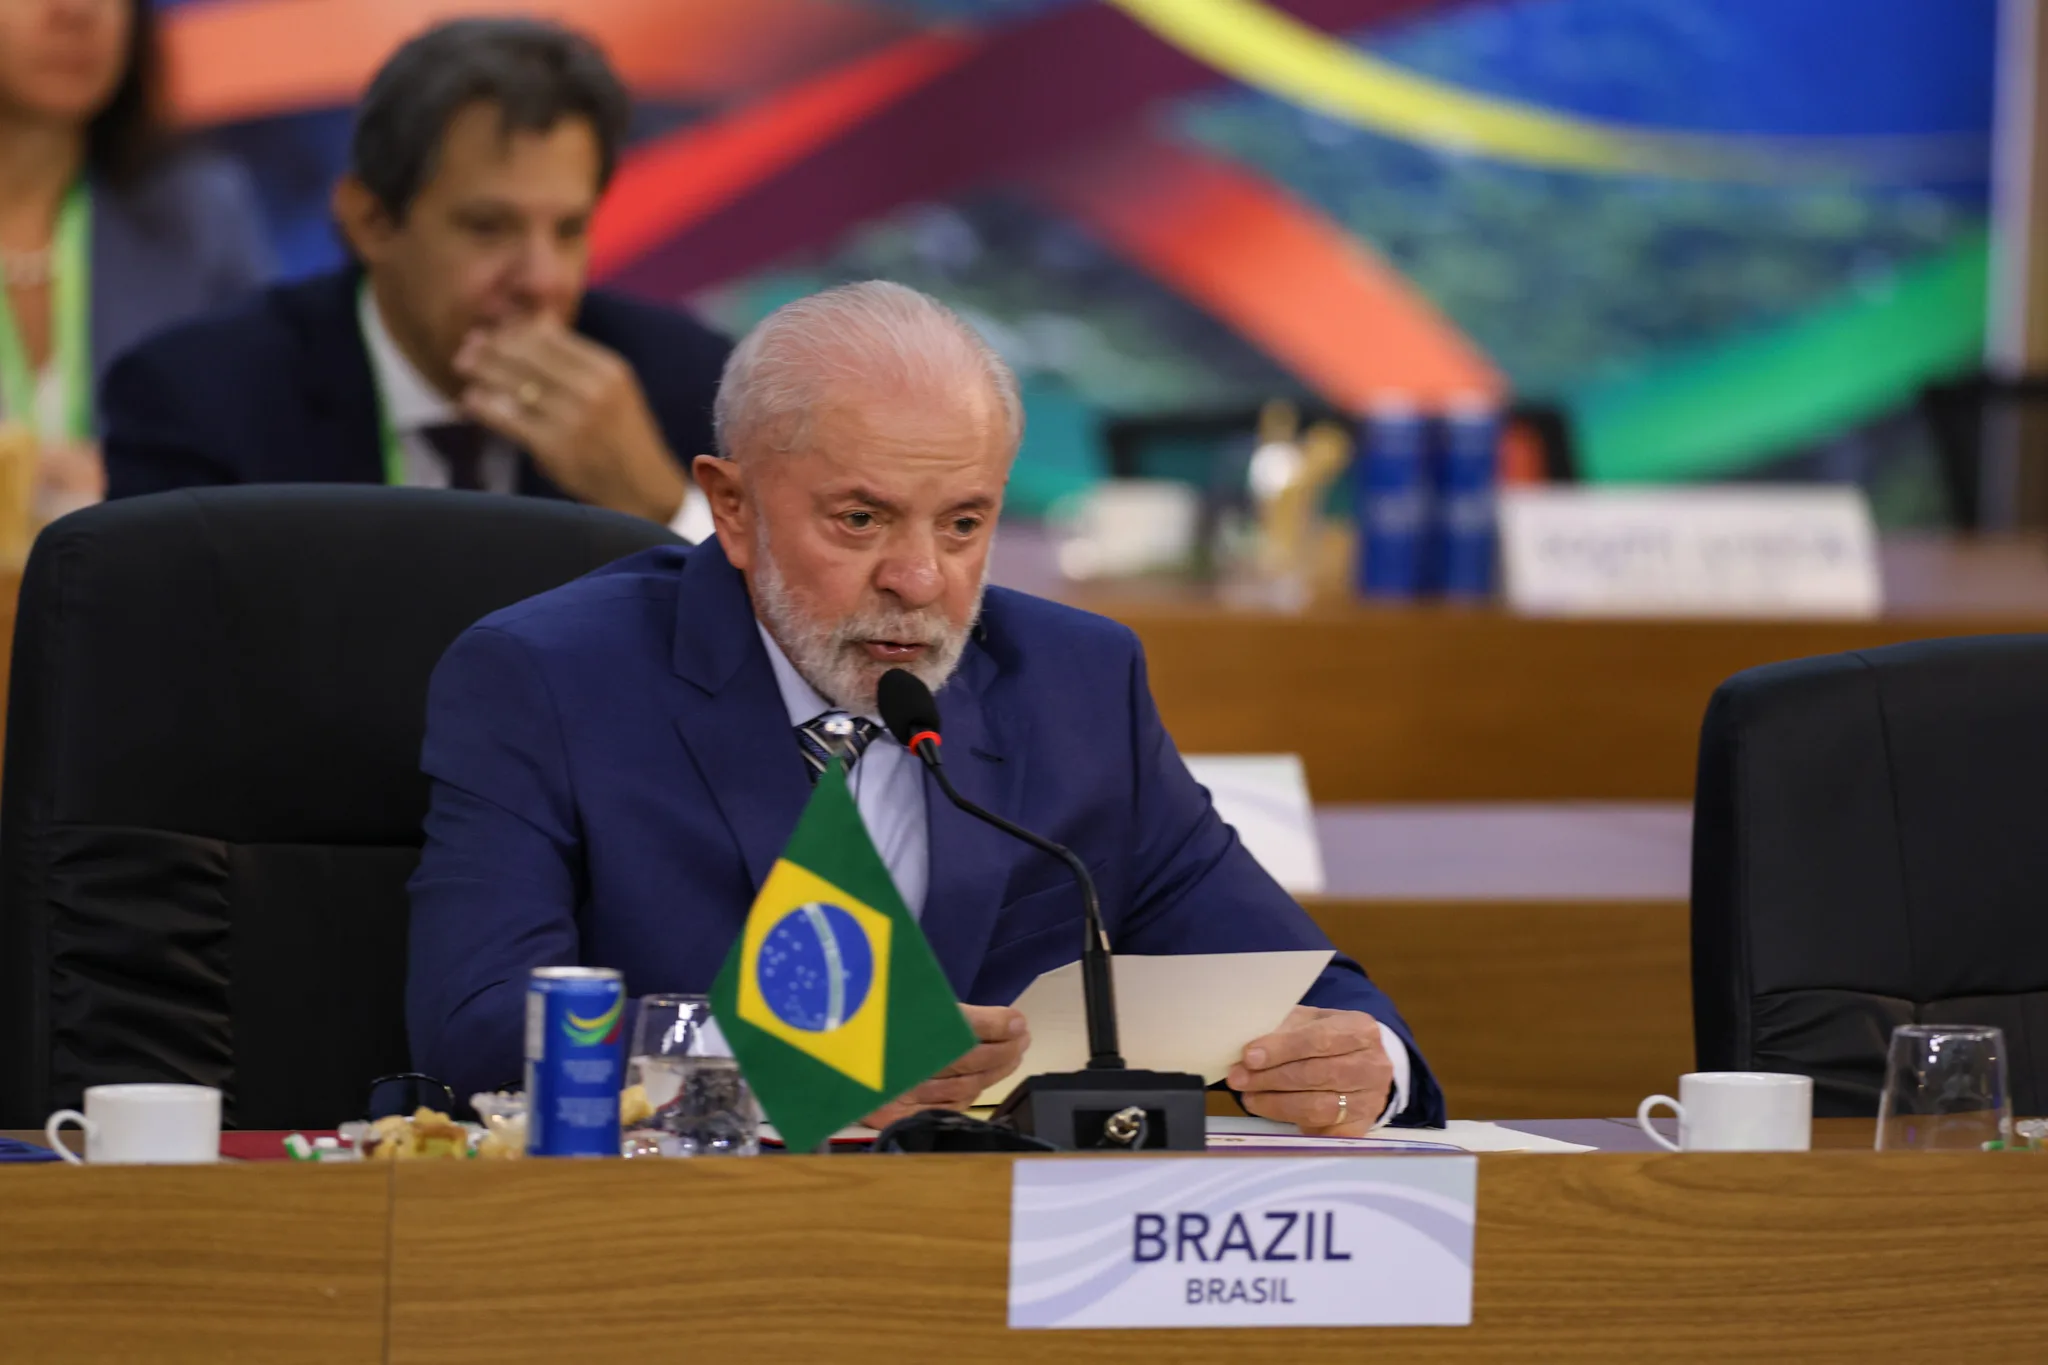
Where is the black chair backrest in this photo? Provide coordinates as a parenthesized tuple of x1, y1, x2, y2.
(1692, 634, 2048, 1117)
(0, 486, 678, 1128)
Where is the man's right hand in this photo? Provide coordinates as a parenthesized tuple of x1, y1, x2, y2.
(454, 318, 688, 525)
(861, 1004, 1028, 1131)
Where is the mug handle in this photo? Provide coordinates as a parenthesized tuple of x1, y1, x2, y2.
(1636, 1095, 1684, 1152)
(44, 1109, 94, 1165)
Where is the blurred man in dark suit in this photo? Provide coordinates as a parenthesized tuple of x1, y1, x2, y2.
(100, 17, 727, 534)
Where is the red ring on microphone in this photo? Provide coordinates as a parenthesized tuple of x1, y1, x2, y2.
(909, 730, 942, 752)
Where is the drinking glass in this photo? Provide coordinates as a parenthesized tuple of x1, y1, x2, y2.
(625, 994, 758, 1157)
(1875, 1024, 2012, 1151)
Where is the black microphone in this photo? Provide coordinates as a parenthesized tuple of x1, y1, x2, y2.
(878, 668, 1203, 1151)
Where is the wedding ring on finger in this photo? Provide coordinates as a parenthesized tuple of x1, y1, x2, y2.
(517, 379, 543, 412)
(1335, 1091, 1350, 1123)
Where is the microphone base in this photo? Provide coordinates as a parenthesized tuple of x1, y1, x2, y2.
(989, 1069, 1206, 1152)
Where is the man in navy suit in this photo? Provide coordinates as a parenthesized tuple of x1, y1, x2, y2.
(100, 18, 727, 533)
(408, 281, 1445, 1131)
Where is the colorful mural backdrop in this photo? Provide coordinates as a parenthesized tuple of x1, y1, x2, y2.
(157, 0, 1998, 518)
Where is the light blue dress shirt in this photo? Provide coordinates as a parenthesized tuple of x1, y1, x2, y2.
(758, 625, 930, 918)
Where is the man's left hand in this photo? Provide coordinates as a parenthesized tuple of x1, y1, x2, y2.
(1226, 1005, 1394, 1138)
(455, 317, 689, 525)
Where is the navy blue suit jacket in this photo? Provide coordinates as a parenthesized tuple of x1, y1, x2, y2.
(99, 268, 729, 501)
(406, 537, 1444, 1124)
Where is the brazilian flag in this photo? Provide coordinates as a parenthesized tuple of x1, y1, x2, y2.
(710, 760, 976, 1152)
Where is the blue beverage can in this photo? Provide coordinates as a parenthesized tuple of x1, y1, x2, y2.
(1353, 395, 1431, 599)
(1435, 396, 1501, 599)
(525, 966, 625, 1158)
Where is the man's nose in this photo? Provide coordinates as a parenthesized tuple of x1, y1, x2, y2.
(873, 543, 943, 609)
(508, 233, 573, 308)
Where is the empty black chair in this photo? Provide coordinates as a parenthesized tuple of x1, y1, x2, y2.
(1691, 634, 2048, 1117)
(0, 486, 678, 1128)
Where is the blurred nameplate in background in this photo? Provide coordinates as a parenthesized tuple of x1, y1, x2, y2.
(1500, 487, 1884, 619)
(1049, 479, 1203, 582)
(1183, 753, 1325, 894)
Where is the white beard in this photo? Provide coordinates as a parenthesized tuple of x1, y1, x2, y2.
(751, 539, 984, 716)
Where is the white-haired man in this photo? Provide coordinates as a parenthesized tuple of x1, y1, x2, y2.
(406, 281, 1444, 1131)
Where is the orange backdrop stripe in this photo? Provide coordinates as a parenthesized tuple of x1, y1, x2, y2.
(588, 35, 977, 279)
(1029, 131, 1503, 410)
(159, 0, 908, 127)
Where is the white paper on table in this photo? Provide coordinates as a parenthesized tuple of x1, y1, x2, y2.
(1206, 1115, 1595, 1154)
(1183, 754, 1326, 894)
(974, 949, 1332, 1107)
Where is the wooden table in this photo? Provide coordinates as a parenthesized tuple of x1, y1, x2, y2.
(7, 1125, 2048, 1364)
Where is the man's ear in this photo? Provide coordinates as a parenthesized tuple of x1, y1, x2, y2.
(692, 454, 751, 566)
(331, 177, 399, 266)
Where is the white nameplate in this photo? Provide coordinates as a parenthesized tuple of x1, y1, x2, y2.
(1499, 486, 1883, 618)
(1008, 1156, 1476, 1329)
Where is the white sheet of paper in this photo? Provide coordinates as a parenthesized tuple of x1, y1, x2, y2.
(1206, 1115, 1595, 1154)
(1183, 754, 1326, 894)
(763, 1117, 1593, 1154)
(975, 949, 1332, 1107)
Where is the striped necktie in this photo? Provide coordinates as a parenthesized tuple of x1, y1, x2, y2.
(796, 711, 883, 783)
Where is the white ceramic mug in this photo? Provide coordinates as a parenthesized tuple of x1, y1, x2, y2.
(1636, 1072, 1812, 1152)
(44, 1083, 221, 1165)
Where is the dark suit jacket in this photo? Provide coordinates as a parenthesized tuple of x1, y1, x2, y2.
(100, 267, 729, 500)
(406, 536, 1446, 1123)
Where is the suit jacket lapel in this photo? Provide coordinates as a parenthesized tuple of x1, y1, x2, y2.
(667, 536, 809, 891)
(289, 269, 395, 485)
(919, 641, 1027, 996)
(666, 537, 1022, 989)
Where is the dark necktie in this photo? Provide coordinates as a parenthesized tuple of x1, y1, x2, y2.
(796, 711, 883, 783)
(420, 422, 487, 492)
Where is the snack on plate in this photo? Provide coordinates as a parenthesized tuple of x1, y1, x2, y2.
(619, 1084, 654, 1128)
(473, 1128, 522, 1160)
(355, 1107, 473, 1161)
(470, 1090, 529, 1160)
(341, 1088, 651, 1160)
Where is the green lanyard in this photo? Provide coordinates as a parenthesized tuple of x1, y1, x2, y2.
(0, 181, 92, 441)
(361, 281, 408, 486)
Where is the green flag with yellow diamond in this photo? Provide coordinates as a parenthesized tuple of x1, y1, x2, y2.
(709, 760, 976, 1152)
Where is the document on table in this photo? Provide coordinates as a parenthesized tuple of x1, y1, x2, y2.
(762, 1117, 1595, 1153)
(973, 949, 1332, 1107)
(1205, 1116, 1595, 1154)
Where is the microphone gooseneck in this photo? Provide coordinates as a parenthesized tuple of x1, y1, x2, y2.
(877, 668, 1124, 1070)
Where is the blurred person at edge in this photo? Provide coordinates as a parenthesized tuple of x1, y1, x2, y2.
(99, 17, 727, 532)
(0, 0, 269, 519)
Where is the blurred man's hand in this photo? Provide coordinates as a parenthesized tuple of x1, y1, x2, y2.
(456, 317, 688, 524)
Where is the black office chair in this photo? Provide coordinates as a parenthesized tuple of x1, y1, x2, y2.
(1691, 634, 2048, 1117)
(0, 486, 679, 1129)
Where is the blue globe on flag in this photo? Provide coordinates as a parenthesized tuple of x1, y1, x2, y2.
(755, 901, 876, 1032)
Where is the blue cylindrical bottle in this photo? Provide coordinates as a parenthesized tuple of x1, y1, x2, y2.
(1435, 396, 1501, 599)
(525, 966, 625, 1157)
(1353, 395, 1431, 599)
